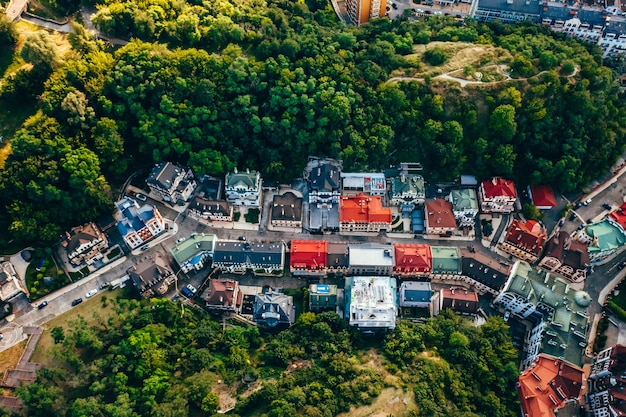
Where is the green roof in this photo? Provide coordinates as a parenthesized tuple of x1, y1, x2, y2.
(170, 233, 217, 265)
(430, 246, 461, 274)
(226, 171, 258, 188)
(392, 174, 424, 196)
(586, 219, 626, 254)
(506, 261, 590, 366)
(450, 189, 478, 211)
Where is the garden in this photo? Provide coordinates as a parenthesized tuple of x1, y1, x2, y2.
(24, 248, 68, 300)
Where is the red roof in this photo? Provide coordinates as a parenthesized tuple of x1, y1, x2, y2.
(393, 244, 432, 274)
(481, 177, 517, 199)
(204, 279, 240, 307)
(529, 184, 556, 208)
(340, 194, 392, 224)
(290, 240, 327, 270)
(609, 203, 626, 230)
(504, 219, 547, 256)
(425, 199, 457, 229)
(518, 354, 583, 417)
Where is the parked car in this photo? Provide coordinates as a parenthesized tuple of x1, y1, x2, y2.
(181, 287, 194, 298)
(136, 193, 147, 201)
(618, 261, 626, 270)
(603, 203, 612, 210)
(175, 237, 186, 244)
(86, 289, 98, 298)
(434, 10, 443, 15)
(569, 213, 577, 221)
(574, 201, 581, 209)
(186, 284, 197, 294)
(237, 236, 247, 241)
(99, 282, 110, 290)
(140, 245, 149, 251)
(583, 198, 592, 206)
(577, 224, 585, 230)
(558, 219, 565, 227)
(37, 301, 48, 310)
(391, 2, 398, 9)
(71, 298, 83, 307)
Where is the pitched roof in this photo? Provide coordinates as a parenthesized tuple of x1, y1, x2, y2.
(586, 219, 626, 254)
(253, 291, 294, 327)
(202, 279, 240, 308)
(116, 198, 159, 235)
(529, 184, 557, 208)
(170, 233, 217, 266)
(309, 162, 340, 191)
(61, 222, 103, 252)
(271, 192, 303, 222)
(146, 162, 187, 189)
(290, 240, 327, 270)
(609, 202, 626, 229)
(189, 197, 231, 216)
(393, 244, 432, 273)
(213, 241, 284, 267)
(226, 170, 259, 188)
(340, 194, 392, 224)
(542, 231, 589, 270)
(128, 253, 173, 295)
(450, 189, 479, 211)
(430, 246, 462, 274)
(459, 248, 510, 292)
(440, 287, 479, 314)
(481, 177, 517, 199)
(425, 199, 456, 229)
(503, 219, 547, 256)
(518, 354, 583, 417)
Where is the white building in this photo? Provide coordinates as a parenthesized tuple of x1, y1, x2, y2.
(449, 189, 479, 228)
(348, 243, 394, 275)
(345, 276, 397, 331)
(115, 198, 166, 249)
(341, 172, 387, 197)
(225, 169, 262, 207)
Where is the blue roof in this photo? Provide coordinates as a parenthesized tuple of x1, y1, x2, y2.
(190, 253, 204, 265)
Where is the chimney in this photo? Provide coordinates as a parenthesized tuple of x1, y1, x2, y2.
(492, 177, 497, 185)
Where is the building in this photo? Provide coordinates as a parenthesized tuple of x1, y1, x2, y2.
(309, 284, 338, 312)
(577, 218, 626, 262)
(270, 192, 303, 229)
(290, 240, 327, 276)
(478, 177, 517, 214)
(393, 244, 432, 277)
(609, 202, 626, 230)
(539, 231, 589, 282)
(127, 253, 176, 298)
(425, 199, 456, 236)
(326, 242, 349, 275)
(341, 172, 386, 197)
(348, 243, 394, 276)
(439, 287, 479, 315)
(339, 194, 392, 233)
(212, 241, 284, 276)
(498, 219, 547, 263)
(146, 162, 197, 203)
(449, 189, 479, 228)
(170, 233, 217, 273)
(115, 198, 166, 249)
(225, 169, 262, 207)
(346, 0, 387, 26)
(61, 222, 108, 266)
(518, 354, 584, 417)
(188, 197, 233, 222)
(305, 158, 342, 232)
(411, 209, 425, 234)
(390, 174, 425, 215)
(494, 261, 591, 369)
(0, 262, 26, 302)
(430, 246, 462, 279)
(399, 281, 432, 318)
(253, 291, 295, 328)
(528, 184, 557, 210)
(587, 344, 626, 417)
(459, 247, 510, 295)
(201, 279, 241, 313)
(345, 276, 397, 332)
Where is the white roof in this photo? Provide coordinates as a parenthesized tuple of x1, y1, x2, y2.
(349, 244, 394, 267)
(349, 276, 396, 328)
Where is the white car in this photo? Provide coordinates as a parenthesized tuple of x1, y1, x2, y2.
(86, 289, 98, 298)
(186, 284, 197, 294)
(434, 10, 443, 15)
(136, 193, 147, 201)
(176, 237, 186, 244)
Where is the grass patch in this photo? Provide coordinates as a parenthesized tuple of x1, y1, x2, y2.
(609, 280, 626, 310)
(106, 246, 121, 259)
(0, 339, 28, 374)
(244, 208, 260, 224)
(26, 0, 68, 21)
(30, 288, 124, 365)
(24, 251, 67, 300)
(233, 212, 241, 222)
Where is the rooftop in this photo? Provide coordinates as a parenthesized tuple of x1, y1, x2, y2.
(308, 160, 341, 191)
(609, 203, 626, 230)
(440, 287, 479, 314)
(340, 194, 392, 224)
(170, 233, 217, 266)
(202, 279, 240, 308)
(529, 184, 557, 209)
(503, 219, 547, 256)
(542, 231, 589, 271)
(518, 354, 584, 417)
(226, 169, 259, 189)
(460, 248, 510, 292)
(585, 219, 626, 254)
(425, 198, 457, 229)
(341, 172, 386, 193)
(290, 240, 327, 270)
(505, 261, 590, 366)
(146, 162, 187, 190)
(449, 189, 479, 211)
(271, 192, 303, 223)
(213, 241, 284, 266)
(399, 281, 432, 307)
(61, 222, 104, 253)
(253, 291, 295, 327)
(128, 253, 173, 296)
(480, 177, 517, 199)
(116, 198, 160, 235)
(327, 241, 349, 268)
(393, 244, 432, 274)
(349, 243, 394, 267)
(391, 174, 425, 198)
(345, 276, 397, 329)
(430, 246, 462, 274)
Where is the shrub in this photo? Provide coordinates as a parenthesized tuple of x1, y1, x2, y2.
(423, 47, 447, 66)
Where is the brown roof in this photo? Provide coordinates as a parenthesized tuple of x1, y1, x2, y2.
(203, 279, 239, 308)
(426, 199, 456, 229)
(542, 232, 589, 270)
(127, 253, 173, 295)
(189, 196, 231, 216)
(503, 219, 547, 256)
(441, 287, 479, 314)
(327, 242, 349, 268)
(61, 222, 104, 252)
(271, 192, 303, 222)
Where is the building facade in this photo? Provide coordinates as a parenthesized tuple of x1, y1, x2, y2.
(478, 177, 517, 214)
(61, 222, 108, 266)
(498, 219, 547, 263)
(116, 198, 166, 249)
(539, 231, 589, 282)
(348, 243, 394, 275)
(270, 192, 303, 229)
(393, 244, 432, 277)
(290, 240, 327, 276)
(425, 198, 456, 236)
(225, 169, 262, 207)
(170, 233, 217, 273)
(449, 189, 479, 228)
(212, 241, 284, 276)
(127, 253, 176, 298)
(346, 0, 387, 26)
(339, 194, 392, 233)
(146, 162, 197, 203)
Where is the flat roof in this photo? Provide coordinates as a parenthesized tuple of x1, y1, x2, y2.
(346, 276, 397, 329)
(348, 244, 394, 267)
(170, 233, 217, 266)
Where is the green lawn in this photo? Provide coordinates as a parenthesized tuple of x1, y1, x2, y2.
(24, 252, 68, 300)
(610, 280, 626, 310)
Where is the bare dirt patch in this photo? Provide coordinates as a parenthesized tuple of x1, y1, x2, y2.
(401, 41, 513, 78)
(337, 387, 416, 417)
(214, 381, 237, 412)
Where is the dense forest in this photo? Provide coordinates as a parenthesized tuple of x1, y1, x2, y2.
(8, 295, 519, 417)
(0, 0, 625, 244)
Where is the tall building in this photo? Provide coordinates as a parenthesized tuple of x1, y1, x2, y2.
(346, 0, 387, 26)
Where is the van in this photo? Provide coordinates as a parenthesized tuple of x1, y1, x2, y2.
(181, 287, 194, 298)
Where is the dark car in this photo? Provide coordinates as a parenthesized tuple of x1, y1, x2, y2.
(558, 219, 565, 227)
(181, 287, 194, 298)
(71, 298, 83, 307)
(603, 203, 612, 210)
(37, 301, 48, 310)
(618, 261, 626, 270)
(569, 213, 577, 221)
(574, 201, 581, 209)
(391, 2, 398, 8)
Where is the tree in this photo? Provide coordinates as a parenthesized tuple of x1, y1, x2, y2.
(523, 203, 543, 220)
(0, 15, 17, 48)
(201, 392, 219, 414)
(51, 326, 65, 344)
(21, 31, 62, 72)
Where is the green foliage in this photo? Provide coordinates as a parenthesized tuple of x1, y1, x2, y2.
(608, 301, 626, 322)
(0, 15, 18, 48)
(522, 203, 543, 221)
(51, 326, 65, 344)
(423, 47, 448, 66)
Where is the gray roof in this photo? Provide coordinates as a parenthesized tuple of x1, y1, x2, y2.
(327, 242, 349, 268)
(271, 192, 303, 222)
(309, 163, 340, 192)
(253, 291, 294, 327)
(477, 0, 541, 15)
(399, 281, 432, 307)
(460, 248, 510, 292)
(128, 253, 173, 296)
(213, 241, 284, 267)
